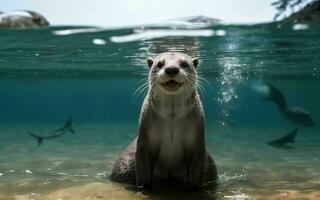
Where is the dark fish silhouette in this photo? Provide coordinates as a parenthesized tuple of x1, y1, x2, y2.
(261, 82, 287, 109)
(267, 128, 298, 149)
(253, 81, 314, 127)
(28, 118, 75, 146)
(283, 107, 314, 127)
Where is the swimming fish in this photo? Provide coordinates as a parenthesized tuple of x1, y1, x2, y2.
(28, 118, 75, 146)
(282, 107, 314, 127)
(267, 128, 298, 149)
(253, 81, 314, 127)
(261, 82, 287, 109)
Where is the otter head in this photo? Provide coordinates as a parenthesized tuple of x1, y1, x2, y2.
(147, 52, 199, 95)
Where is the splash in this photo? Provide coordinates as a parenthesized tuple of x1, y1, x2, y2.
(110, 29, 219, 43)
(224, 193, 253, 200)
(219, 171, 248, 185)
(52, 28, 105, 36)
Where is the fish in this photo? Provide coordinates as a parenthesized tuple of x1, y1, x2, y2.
(261, 82, 287, 110)
(283, 107, 314, 127)
(28, 118, 75, 146)
(267, 128, 298, 149)
(253, 81, 314, 127)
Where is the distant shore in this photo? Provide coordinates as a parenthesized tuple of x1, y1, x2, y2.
(281, 1, 320, 24)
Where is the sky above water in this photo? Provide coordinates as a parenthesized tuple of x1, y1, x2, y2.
(2, 0, 277, 27)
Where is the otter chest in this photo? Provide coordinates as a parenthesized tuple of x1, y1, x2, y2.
(148, 115, 198, 169)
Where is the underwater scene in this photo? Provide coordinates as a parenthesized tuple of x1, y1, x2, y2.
(0, 22, 320, 199)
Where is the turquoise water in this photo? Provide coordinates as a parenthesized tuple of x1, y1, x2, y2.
(0, 23, 319, 199)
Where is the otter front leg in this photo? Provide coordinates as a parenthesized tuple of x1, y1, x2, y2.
(186, 145, 206, 188)
(135, 138, 154, 189)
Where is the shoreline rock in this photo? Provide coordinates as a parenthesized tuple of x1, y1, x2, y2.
(0, 10, 49, 28)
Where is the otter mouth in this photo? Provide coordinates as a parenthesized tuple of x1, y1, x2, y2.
(161, 80, 182, 92)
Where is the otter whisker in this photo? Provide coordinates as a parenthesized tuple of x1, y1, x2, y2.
(149, 77, 159, 101)
(132, 72, 153, 99)
(185, 78, 195, 97)
(186, 74, 197, 86)
(197, 83, 206, 96)
(150, 79, 160, 104)
(187, 73, 206, 95)
(197, 75, 212, 89)
(133, 74, 159, 99)
(133, 82, 149, 99)
(188, 75, 205, 95)
(189, 79, 197, 93)
(138, 76, 149, 82)
(197, 80, 206, 94)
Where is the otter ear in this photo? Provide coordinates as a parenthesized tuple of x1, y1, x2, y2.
(192, 58, 199, 69)
(147, 58, 154, 69)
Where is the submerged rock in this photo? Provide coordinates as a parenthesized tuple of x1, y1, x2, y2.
(0, 10, 49, 28)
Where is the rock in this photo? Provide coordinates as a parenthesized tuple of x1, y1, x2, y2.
(169, 15, 221, 26)
(0, 10, 49, 28)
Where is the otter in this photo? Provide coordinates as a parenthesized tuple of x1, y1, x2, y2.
(111, 52, 218, 189)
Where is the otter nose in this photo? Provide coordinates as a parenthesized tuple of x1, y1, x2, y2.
(165, 67, 179, 77)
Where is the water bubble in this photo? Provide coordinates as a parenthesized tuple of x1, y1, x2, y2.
(215, 29, 226, 36)
(292, 23, 309, 31)
(110, 29, 214, 43)
(92, 38, 106, 45)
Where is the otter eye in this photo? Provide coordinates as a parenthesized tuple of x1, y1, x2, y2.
(157, 61, 164, 69)
(180, 61, 189, 68)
